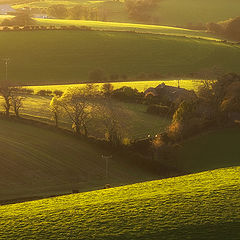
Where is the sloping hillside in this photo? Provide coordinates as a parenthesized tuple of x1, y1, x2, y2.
(0, 167, 239, 239)
(0, 119, 155, 201)
(177, 128, 240, 173)
(10, 0, 240, 26)
(0, 30, 240, 85)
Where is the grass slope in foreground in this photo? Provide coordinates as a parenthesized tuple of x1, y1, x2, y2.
(0, 119, 155, 201)
(0, 167, 239, 239)
(0, 30, 240, 85)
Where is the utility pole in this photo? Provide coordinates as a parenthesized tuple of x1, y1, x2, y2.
(102, 155, 112, 179)
(3, 58, 10, 82)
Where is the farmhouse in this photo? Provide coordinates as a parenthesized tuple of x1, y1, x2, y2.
(144, 83, 196, 105)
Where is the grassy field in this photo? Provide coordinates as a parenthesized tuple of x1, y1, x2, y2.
(159, 0, 240, 25)
(0, 93, 171, 139)
(177, 128, 240, 173)
(11, 0, 240, 26)
(28, 79, 202, 92)
(0, 166, 239, 239)
(0, 30, 239, 85)
(0, 118, 156, 202)
(35, 18, 220, 40)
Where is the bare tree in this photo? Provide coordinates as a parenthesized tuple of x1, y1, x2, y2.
(50, 96, 61, 128)
(59, 85, 100, 136)
(97, 98, 129, 146)
(10, 88, 25, 118)
(0, 81, 12, 117)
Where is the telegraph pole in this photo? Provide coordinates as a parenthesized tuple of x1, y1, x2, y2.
(102, 155, 112, 179)
(3, 58, 10, 82)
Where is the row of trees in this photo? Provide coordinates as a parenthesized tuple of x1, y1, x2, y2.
(46, 4, 112, 21)
(124, 0, 161, 24)
(206, 16, 240, 41)
(49, 84, 131, 145)
(0, 82, 27, 118)
(0, 81, 130, 146)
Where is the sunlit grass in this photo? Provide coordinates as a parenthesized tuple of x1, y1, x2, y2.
(0, 93, 171, 139)
(27, 79, 202, 93)
(0, 166, 239, 239)
(36, 18, 220, 41)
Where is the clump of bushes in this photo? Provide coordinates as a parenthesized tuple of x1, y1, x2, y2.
(36, 90, 52, 97)
(1, 12, 35, 26)
(53, 90, 63, 97)
(112, 86, 143, 103)
(146, 104, 171, 117)
(206, 16, 240, 41)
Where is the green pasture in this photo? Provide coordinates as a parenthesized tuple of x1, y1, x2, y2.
(11, 0, 240, 26)
(0, 93, 171, 139)
(28, 79, 201, 92)
(0, 30, 239, 86)
(36, 18, 219, 40)
(0, 166, 239, 239)
(177, 128, 240, 173)
(0, 118, 155, 201)
(159, 0, 240, 25)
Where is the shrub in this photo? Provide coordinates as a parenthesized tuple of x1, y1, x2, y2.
(37, 90, 53, 96)
(53, 90, 63, 97)
(13, 26, 20, 31)
(146, 104, 170, 117)
(112, 86, 143, 103)
(2, 26, 10, 31)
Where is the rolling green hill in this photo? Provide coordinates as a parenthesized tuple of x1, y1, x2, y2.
(0, 118, 155, 202)
(158, 0, 240, 26)
(36, 18, 219, 40)
(177, 128, 240, 173)
(0, 30, 240, 85)
(0, 166, 239, 239)
(10, 0, 240, 26)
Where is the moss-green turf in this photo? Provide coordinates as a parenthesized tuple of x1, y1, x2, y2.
(0, 166, 239, 239)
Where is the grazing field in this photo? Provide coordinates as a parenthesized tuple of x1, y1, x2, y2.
(0, 30, 239, 86)
(11, 0, 240, 26)
(28, 79, 202, 92)
(0, 118, 156, 202)
(177, 128, 240, 173)
(36, 18, 219, 40)
(0, 94, 171, 139)
(159, 0, 240, 25)
(0, 166, 239, 239)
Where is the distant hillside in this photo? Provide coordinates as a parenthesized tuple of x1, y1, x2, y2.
(10, 0, 240, 26)
(0, 118, 155, 202)
(0, 166, 239, 239)
(158, 0, 240, 26)
(0, 30, 240, 85)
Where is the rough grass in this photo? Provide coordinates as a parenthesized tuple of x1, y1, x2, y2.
(177, 128, 240, 173)
(0, 30, 240, 85)
(0, 166, 239, 239)
(0, 118, 155, 201)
